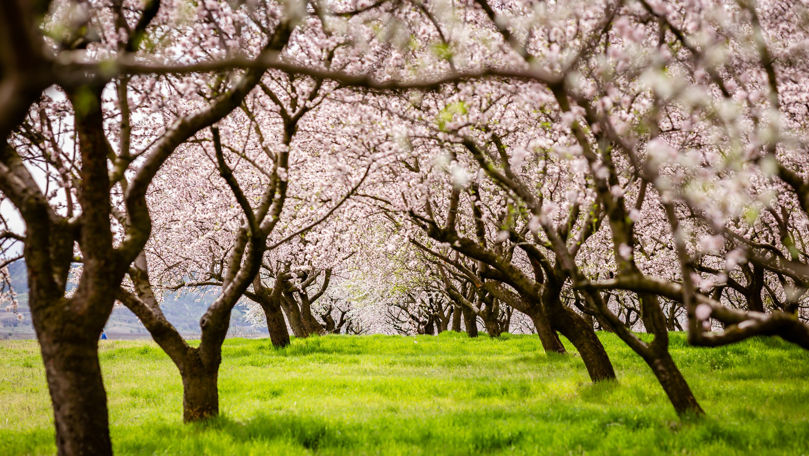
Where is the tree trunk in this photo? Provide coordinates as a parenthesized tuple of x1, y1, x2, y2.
(583, 312, 594, 330)
(542, 282, 615, 382)
(665, 302, 679, 331)
(39, 334, 112, 456)
(322, 313, 336, 333)
(299, 299, 326, 335)
(451, 305, 462, 331)
(499, 307, 512, 334)
(646, 350, 703, 415)
(424, 318, 435, 335)
(595, 312, 616, 332)
(748, 265, 765, 313)
(262, 299, 290, 348)
(550, 307, 616, 382)
(280, 295, 308, 338)
(251, 277, 291, 347)
(118, 276, 225, 424)
(30, 243, 115, 456)
(181, 360, 219, 422)
(438, 310, 451, 333)
(528, 309, 566, 354)
(482, 312, 501, 337)
(462, 306, 478, 337)
(637, 293, 704, 415)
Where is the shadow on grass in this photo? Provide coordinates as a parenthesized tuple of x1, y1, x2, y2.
(118, 409, 535, 454)
(578, 379, 620, 404)
(208, 414, 337, 450)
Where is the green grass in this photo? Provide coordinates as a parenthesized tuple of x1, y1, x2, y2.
(1, 332, 808, 455)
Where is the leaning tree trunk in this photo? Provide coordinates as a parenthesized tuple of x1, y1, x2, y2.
(547, 304, 616, 382)
(299, 298, 326, 336)
(540, 282, 615, 381)
(644, 349, 703, 415)
(582, 311, 595, 330)
(462, 306, 478, 337)
(638, 293, 703, 415)
(280, 295, 308, 338)
(251, 277, 291, 347)
(527, 307, 566, 354)
(38, 330, 112, 456)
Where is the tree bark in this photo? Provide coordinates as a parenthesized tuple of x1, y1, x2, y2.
(748, 265, 765, 313)
(27, 223, 116, 456)
(425, 318, 435, 335)
(39, 334, 112, 456)
(528, 308, 566, 354)
(281, 294, 308, 338)
(482, 312, 501, 337)
(299, 297, 326, 336)
(451, 305, 462, 331)
(262, 299, 290, 348)
(181, 359, 219, 422)
(251, 277, 291, 347)
(646, 350, 703, 415)
(462, 306, 478, 337)
(637, 293, 704, 415)
(540, 281, 615, 381)
(550, 306, 616, 381)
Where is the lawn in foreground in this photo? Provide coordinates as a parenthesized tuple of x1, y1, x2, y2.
(1, 332, 808, 455)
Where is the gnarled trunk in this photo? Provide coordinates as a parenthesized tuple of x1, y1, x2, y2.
(39, 333, 112, 456)
(119, 261, 225, 423)
(30, 244, 115, 456)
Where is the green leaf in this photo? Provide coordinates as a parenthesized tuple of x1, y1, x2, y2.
(430, 41, 453, 61)
(436, 101, 467, 132)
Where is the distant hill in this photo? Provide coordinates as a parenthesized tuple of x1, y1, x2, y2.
(1, 260, 266, 340)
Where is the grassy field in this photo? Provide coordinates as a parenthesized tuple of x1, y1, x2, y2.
(1, 332, 808, 455)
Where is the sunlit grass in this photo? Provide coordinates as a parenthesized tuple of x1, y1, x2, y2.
(1, 332, 808, 455)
